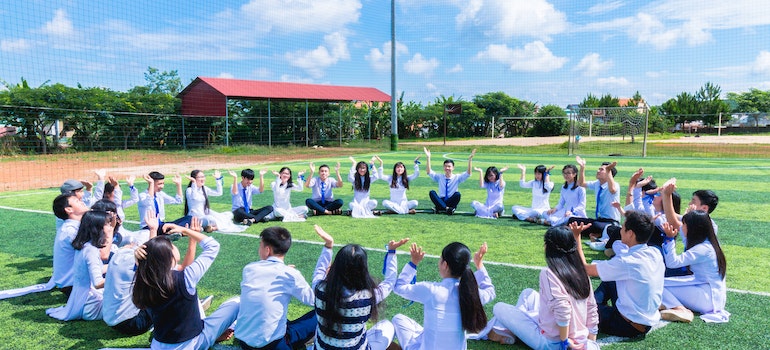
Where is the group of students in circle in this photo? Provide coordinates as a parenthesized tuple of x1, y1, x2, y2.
(0, 149, 730, 350)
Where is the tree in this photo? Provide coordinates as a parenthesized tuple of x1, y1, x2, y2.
(727, 89, 770, 126)
(529, 105, 567, 136)
(144, 67, 183, 96)
(695, 82, 729, 125)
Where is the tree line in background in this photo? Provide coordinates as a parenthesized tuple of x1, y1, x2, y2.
(1, 68, 769, 154)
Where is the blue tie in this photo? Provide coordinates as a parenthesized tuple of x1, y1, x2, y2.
(153, 196, 161, 225)
(320, 182, 326, 205)
(595, 185, 603, 218)
(445, 178, 450, 199)
(242, 187, 250, 213)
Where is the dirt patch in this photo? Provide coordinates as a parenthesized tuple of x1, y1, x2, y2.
(0, 148, 364, 192)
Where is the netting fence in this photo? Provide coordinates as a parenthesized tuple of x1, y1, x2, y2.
(567, 106, 649, 157)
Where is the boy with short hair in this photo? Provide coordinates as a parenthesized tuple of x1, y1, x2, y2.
(568, 156, 620, 237)
(570, 210, 665, 338)
(51, 192, 89, 296)
(424, 147, 475, 215)
(304, 162, 344, 215)
(137, 171, 190, 231)
(234, 226, 333, 350)
(230, 168, 274, 225)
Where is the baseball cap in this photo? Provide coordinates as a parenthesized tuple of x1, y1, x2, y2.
(60, 179, 84, 193)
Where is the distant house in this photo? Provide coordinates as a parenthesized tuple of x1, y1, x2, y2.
(730, 113, 769, 127)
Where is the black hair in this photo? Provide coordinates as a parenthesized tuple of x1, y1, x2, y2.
(278, 167, 294, 188)
(259, 226, 292, 255)
(104, 182, 115, 197)
(484, 166, 500, 184)
(241, 168, 255, 180)
(184, 169, 210, 215)
(692, 190, 719, 213)
(53, 192, 78, 220)
(544, 226, 592, 299)
(353, 161, 371, 192)
(641, 178, 657, 193)
(562, 164, 579, 190)
(441, 242, 487, 333)
(624, 210, 655, 244)
(534, 165, 549, 194)
(91, 199, 122, 231)
(72, 210, 112, 250)
(671, 191, 682, 214)
(390, 162, 410, 189)
(148, 171, 165, 180)
(682, 210, 726, 278)
(315, 244, 379, 336)
(132, 236, 176, 309)
(443, 159, 455, 166)
(319, 164, 330, 171)
(600, 162, 618, 177)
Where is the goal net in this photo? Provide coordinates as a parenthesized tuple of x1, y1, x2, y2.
(568, 106, 649, 157)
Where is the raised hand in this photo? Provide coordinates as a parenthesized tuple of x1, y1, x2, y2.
(568, 221, 591, 240)
(409, 243, 425, 265)
(228, 170, 238, 178)
(575, 156, 586, 168)
(259, 169, 268, 176)
(314, 225, 334, 248)
(126, 175, 136, 187)
(423, 147, 431, 158)
(213, 170, 221, 179)
(172, 174, 182, 185)
(94, 169, 106, 180)
(387, 238, 410, 250)
(473, 242, 488, 270)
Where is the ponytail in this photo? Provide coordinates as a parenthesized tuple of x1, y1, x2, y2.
(458, 267, 487, 332)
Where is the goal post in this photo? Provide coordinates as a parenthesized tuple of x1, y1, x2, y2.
(568, 106, 649, 157)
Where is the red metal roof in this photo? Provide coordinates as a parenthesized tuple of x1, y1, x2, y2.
(178, 77, 391, 117)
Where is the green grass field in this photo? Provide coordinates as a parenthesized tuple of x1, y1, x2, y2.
(1, 149, 768, 349)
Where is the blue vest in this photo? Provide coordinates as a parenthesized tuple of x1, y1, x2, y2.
(149, 270, 203, 344)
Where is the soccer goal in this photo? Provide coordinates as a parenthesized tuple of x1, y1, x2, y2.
(567, 106, 649, 157)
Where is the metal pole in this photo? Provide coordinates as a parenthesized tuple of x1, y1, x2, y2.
(642, 105, 649, 157)
(225, 106, 230, 147)
(443, 107, 447, 146)
(718, 112, 722, 136)
(339, 104, 343, 146)
(305, 100, 309, 147)
(268, 99, 272, 147)
(390, 0, 398, 151)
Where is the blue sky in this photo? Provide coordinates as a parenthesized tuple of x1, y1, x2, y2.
(1, 0, 769, 108)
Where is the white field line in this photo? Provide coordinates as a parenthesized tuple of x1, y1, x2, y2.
(2, 205, 768, 297)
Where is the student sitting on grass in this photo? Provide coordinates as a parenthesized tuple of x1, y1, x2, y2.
(263, 167, 308, 222)
(347, 156, 380, 218)
(658, 180, 729, 324)
(424, 147, 476, 215)
(392, 241, 495, 349)
(137, 171, 192, 231)
(470, 166, 508, 219)
(376, 155, 421, 215)
(230, 168, 274, 225)
(133, 221, 239, 348)
(47, 210, 116, 321)
(543, 164, 587, 227)
(305, 162, 344, 215)
(312, 226, 409, 350)
(486, 225, 599, 349)
(567, 157, 621, 239)
(511, 164, 554, 223)
(234, 226, 331, 350)
(570, 211, 664, 338)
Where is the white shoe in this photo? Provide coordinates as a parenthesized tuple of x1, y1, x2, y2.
(587, 240, 607, 251)
(661, 308, 694, 323)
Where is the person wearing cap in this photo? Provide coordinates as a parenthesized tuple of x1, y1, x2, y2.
(56, 179, 94, 231)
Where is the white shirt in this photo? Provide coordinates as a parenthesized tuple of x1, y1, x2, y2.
(586, 180, 620, 221)
(553, 184, 587, 218)
(102, 248, 140, 326)
(428, 172, 470, 197)
(308, 177, 339, 202)
(595, 243, 664, 326)
(52, 219, 79, 288)
(186, 179, 223, 218)
(519, 179, 554, 211)
(271, 179, 303, 210)
(484, 180, 505, 207)
(394, 263, 496, 350)
(235, 248, 333, 347)
(348, 165, 379, 203)
(378, 164, 420, 202)
(137, 190, 183, 227)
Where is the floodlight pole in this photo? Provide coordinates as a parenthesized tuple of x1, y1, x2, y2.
(390, 0, 398, 151)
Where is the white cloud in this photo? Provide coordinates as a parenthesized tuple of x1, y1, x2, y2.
(476, 41, 567, 72)
(597, 76, 630, 87)
(404, 53, 439, 75)
(280, 74, 316, 84)
(217, 72, 235, 79)
(426, 83, 437, 90)
(448, 64, 463, 73)
(0, 38, 31, 52)
(580, 1, 625, 15)
(252, 67, 272, 79)
(365, 41, 409, 72)
(752, 51, 770, 75)
(241, 0, 361, 33)
(457, 0, 568, 41)
(285, 32, 350, 78)
(574, 53, 612, 77)
(42, 9, 74, 37)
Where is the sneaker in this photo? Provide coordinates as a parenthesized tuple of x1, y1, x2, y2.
(487, 329, 516, 345)
(446, 207, 455, 216)
(432, 207, 439, 214)
(200, 295, 214, 312)
(373, 210, 382, 216)
(661, 308, 694, 323)
(587, 241, 607, 251)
